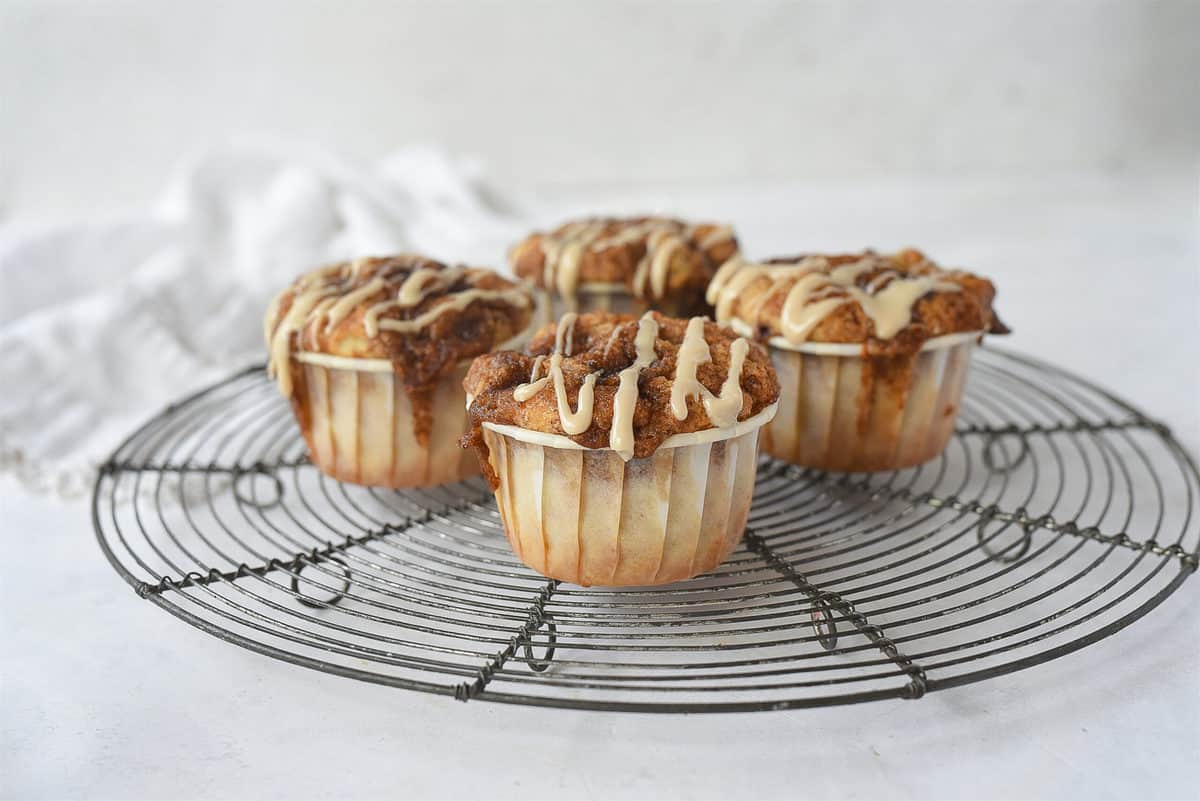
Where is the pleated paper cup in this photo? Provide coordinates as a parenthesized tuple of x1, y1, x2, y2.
(290, 354, 478, 488)
(479, 404, 777, 586)
(530, 283, 699, 327)
(289, 330, 531, 489)
(528, 283, 636, 327)
(745, 326, 981, 472)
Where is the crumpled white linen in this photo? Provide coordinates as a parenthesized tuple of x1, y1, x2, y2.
(0, 141, 529, 497)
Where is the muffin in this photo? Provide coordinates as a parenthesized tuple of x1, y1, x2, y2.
(463, 311, 779, 586)
(265, 254, 534, 487)
(708, 249, 1007, 472)
(509, 216, 738, 322)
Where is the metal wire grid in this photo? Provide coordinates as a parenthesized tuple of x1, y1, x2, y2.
(92, 347, 1199, 712)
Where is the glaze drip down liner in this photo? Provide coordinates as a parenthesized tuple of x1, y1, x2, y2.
(264, 255, 534, 488)
(762, 334, 978, 471)
(712, 250, 1005, 472)
(293, 355, 479, 488)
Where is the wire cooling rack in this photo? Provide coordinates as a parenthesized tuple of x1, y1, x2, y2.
(93, 347, 1199, 712)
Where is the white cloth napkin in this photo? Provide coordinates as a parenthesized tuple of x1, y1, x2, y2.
(0, 141, 529, 497)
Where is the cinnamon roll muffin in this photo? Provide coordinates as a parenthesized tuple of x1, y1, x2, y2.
(265, 254, 534, 487)
(463, 312, 779, 586)
(509, 216, 738, 322)
(708, 249, 1008, 472)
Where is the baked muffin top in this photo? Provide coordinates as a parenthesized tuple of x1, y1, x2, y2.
(708, 249, 1007, 356)
(464, 311, 779, 461)
(509, 216, 738, 312)
(265, 254, 533, 396)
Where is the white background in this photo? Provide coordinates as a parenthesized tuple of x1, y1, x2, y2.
(2, 1, 1198, 219)
(2, 2, 1199, 800)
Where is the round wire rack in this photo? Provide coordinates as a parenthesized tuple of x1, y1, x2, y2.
(93, 347, 1199, 712)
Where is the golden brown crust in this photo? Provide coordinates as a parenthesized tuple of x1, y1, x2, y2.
(509, 217, 738, 315)
(268, 255, 533, 389)
(719, 249, 1007, 357)
(463, 312, 779, 459)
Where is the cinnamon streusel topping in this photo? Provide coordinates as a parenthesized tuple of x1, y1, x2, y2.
(509, 217, 738, 315)
(463, 312, 779, 462)
(265, 254, 533, 397)
(708, 249, 1007, 356)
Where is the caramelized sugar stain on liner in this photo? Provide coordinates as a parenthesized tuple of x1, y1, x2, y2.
(744, 327, 982, 471)
(265, 255, 534, 488)
(711, 250, 1007, 472)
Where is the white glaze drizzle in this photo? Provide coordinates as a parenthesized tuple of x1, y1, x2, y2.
(376, 287, 531, 334)
(306, 296, 339, 339)
(511, 312, 753, 460)
(267, 286, 338, 397)
(609, 313, 660, 460)
(850, 271, 960, 338)
(669, 317, 712, 420)
(512, 312, 579, 402)
(701, 338, 748, 427)
(865, 269, 899, 294)
(696, 224, 734, 251)
(707, 253, 961, 345)
(632, 228, 684, 300)
(364, 265, 477, 336)
(532, 218, 735, 307)
(706, 255, 818, 322)
(778, 259, 876, 342)
(668, 317, 750, 425)
(548, 351, 598, 435)
(322, 276, 386, 333)
(555, 312, 579, 356)
(513, 356, 550, 402)
(601, 322, 629, 359)
(265, 258, 531, 398)
(398, 266, 465, 305)
(539, 221, 608, 311)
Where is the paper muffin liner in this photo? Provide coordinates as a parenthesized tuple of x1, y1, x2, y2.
(530, 284, 699, 327)
(291, 355, 478, 488)
(478, 404, 777, 586)
(289, 329, 531, 489)
(753, 330, 981, 472)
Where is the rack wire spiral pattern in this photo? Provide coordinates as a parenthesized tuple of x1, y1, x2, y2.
(93, 347, 1199, 712)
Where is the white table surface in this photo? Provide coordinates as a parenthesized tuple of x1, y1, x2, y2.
(3, 172, 1198, 800)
